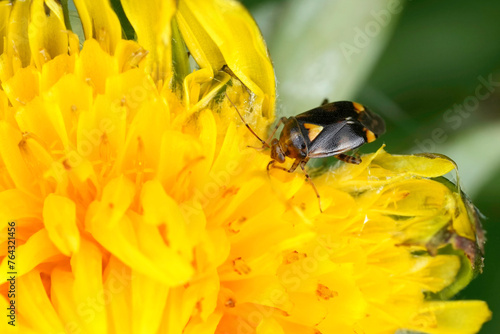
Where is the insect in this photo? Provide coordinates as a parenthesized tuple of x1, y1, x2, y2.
(227, 95, 386, 212)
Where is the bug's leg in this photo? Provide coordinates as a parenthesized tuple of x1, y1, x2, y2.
(227, 91, 287, 149)
(351, 148, 361, 160)
(298, 159, 322, 213)
(287, 159, 301, 173)
(335, 153, 361, 165)
(267, 158, 301, 175)
(247, 118, 287, 150)
(267, 160, 289, 175)
(263, 117, 288, 147)
(321, 98, 329, 106)
(226, 92, 270, 148)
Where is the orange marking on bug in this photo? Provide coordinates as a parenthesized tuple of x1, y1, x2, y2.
(352, 102, 365, 114)
(303, 123, 324, 141)
(365, 129, 376, 143)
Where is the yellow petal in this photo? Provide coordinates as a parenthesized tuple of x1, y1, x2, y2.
(5, 0, 31, 69)
(407, 301, 491, 334)
(317, 267, 367, 331)
(176, 1, 224, 74)
(73, 0, 121, 54)
(74, 95, 117, 166)
(88, 203, 194, 285)
(114, 39, 149, 72)
(182, 70, 230, 114)
(0, 2, 12, 56)
(70, 239, 108, 334)
(407, 255, 461, 292)
(15, 100, 61, 160)
(0, 189, 41, 223)
(141, 180, 193, 258)
(0, 89, 7, 122)
(156, 130, 204, 196)
(131, 271, 170, 333)
(163, 283, 219, 333)
(372, 149, 456, 178)
(28, 0, 68, 69)
(2, 66, 39, 107)
(43, 194, 80, 255)
(449, 192, 476, 241)
(164, 273, 222, 332)
(183, 312, 223, 334)
(2, 293, 38, 333)
(51, 267, 86, 332)
(256, 317, 285, 334)
(177, 0, 275, 117)
(104, 81, 169, 176)
(376, 179, 449, 217)
(91, 175, 135, 228)
(40, 54, 76, 92)
(18, 271, 65, 333)
(0, 228, 61, 283)
(121, 0, 176, 83)
(198, 108, 218, 168)
(103, 256, 133, 334)
(0, 2, 489, 333)
(225, 274, 288, 309)
(287, 291, 328, 326)
(75, 39, 118, 95)
(44, 72, 92, 146)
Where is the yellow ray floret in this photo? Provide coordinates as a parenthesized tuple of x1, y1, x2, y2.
(0, 1, 490, 334)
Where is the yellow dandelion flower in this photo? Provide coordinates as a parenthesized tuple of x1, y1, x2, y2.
(0, 1, 491, 334)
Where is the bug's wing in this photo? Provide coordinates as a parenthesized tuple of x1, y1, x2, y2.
(295, 102, 358, 126)
(306, 122, 366, 158)
(296, 101, 386, 135)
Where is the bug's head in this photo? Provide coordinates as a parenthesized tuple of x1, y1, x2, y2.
(270, 138, 286, 163)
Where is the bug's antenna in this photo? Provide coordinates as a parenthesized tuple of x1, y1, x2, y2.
(225, 92, 270, 148)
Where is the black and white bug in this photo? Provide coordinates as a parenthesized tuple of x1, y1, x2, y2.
(227, 96, 386, 212)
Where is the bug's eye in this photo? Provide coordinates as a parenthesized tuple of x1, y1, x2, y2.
(301, 144, 306, 150)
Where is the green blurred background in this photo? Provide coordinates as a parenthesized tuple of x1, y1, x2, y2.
(242, 0, 500, 332)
